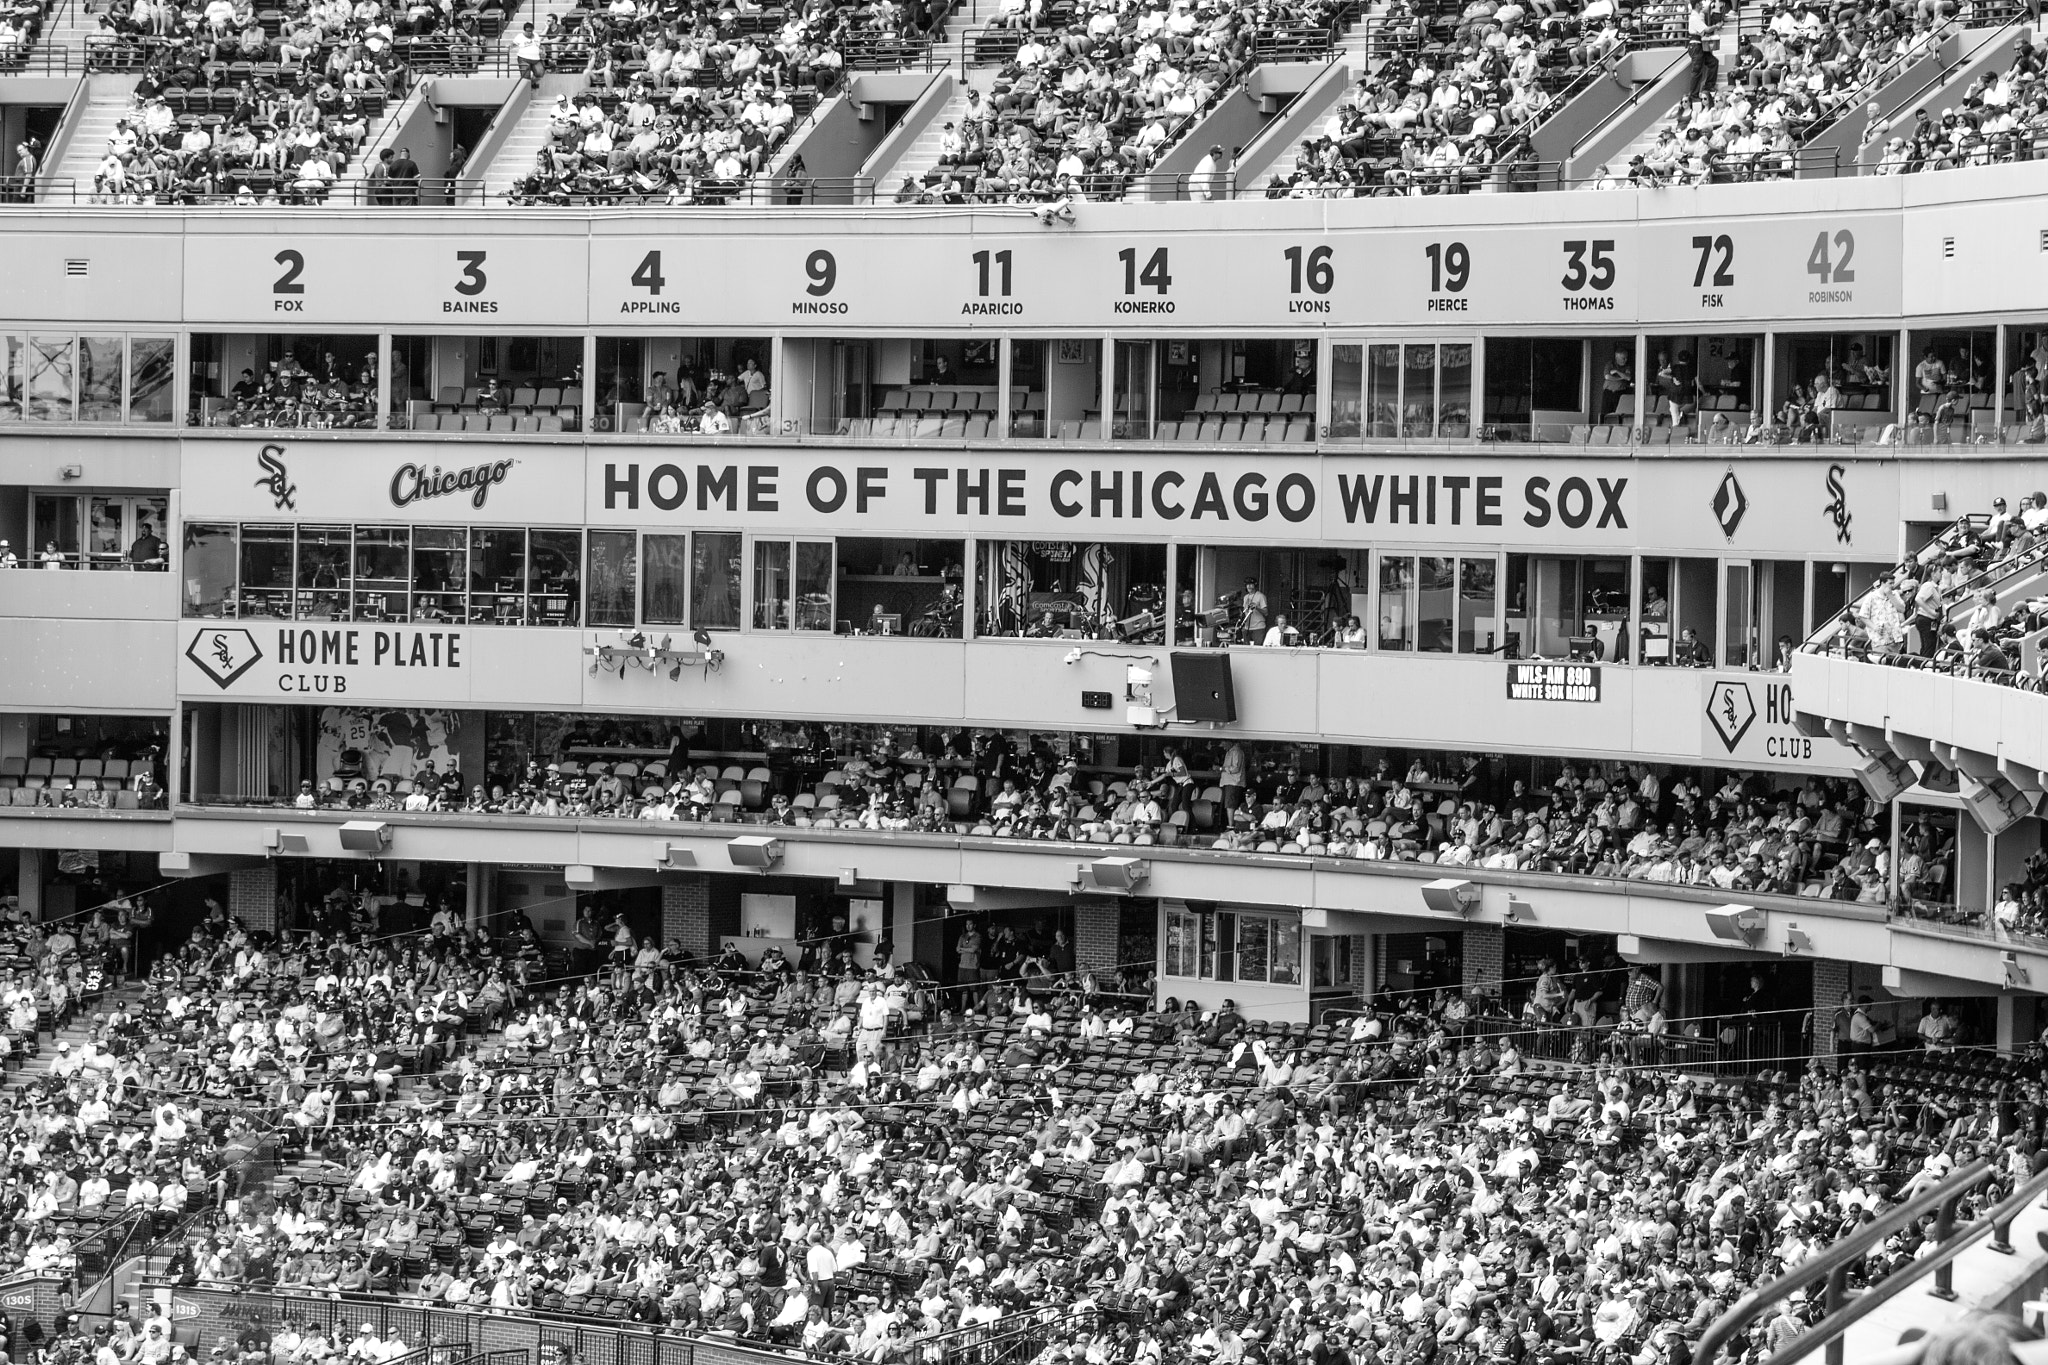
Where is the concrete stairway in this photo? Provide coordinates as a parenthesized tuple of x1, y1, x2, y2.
(868, 67, 996, 193)
(44, 72, 138, 199)
(480, 71, 585, 200)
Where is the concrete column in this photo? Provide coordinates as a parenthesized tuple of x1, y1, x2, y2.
(465, 862, 484, 930)
(1956, 817, 1989, 919)
(887, 881, 915, 963)
(1997, 995, 2022, 1055)
(1462, 924, 1506, 998)
(18, 849, 43, 922)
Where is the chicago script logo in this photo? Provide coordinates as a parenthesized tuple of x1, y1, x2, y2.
(1824, 463, 1853, 544)
(255, 445, 297, 510)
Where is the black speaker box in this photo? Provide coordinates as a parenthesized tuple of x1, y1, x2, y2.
(1170, 652, 1237, 723)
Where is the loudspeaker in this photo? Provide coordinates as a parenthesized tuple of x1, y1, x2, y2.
(1170, 652, 1237, 723)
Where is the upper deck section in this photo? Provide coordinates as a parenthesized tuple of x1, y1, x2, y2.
(5, 166, 2048, 332)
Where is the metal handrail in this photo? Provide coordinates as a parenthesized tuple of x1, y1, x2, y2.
(1566, 42, 1693, 159)
(1690, 1157, 2023, 1365)
(1810, 2, 2027, 153)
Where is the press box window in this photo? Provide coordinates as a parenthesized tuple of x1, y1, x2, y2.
(1330, 341, 1471, 440)
(781, 336, 998, 440)
(1141, 337, 1317, 443)
(592, 335, 770, 435)
(188, 332, 380, 428)
(3, 333, 174, 425)
(393, 334, 586, 433)
(975, 541, 1165, 641)
(837, 538, 965, 637)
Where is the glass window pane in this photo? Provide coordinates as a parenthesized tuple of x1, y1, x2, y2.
(643, 533, 690, 626)
(293, 526, 351, 620)
(587, 530, 639, 629)
(1271, 921, 1301, 986)
(129, 498, 168, 571)
(1588, 558, 1631, 662)
(1418, 555, 1454, 652)
(86, 498, 125, 570)
(1237, 917, 1270, 984)
(692, 531, 741, 630)
(1403, 345, 1437, 437)
(353, 527, 410, 622)
(128, 337, 175, 424)
(527, 530, 581, 626)
(1458, 557, 1497, 654)
(182, 523, 237, 617)
(32, 496, 79, 568)
(79, 337, 123, 422)
(1112, 341, 1151, 439)
(239, 525, 295, 617)
(1366, 345, 1399, 437)
(411, 527, 467, 624)
(794, 541, 833, 632)
(1724, 563, 1753, 668)
(753, 540, 791, 631)
(469, 529, 526, 625)
(1330, 343, 1362, 440)
(28, 335, 74, 422)
(1378, 555, 1413, 650)
(1439, 343, 1472, 437)
(0, 335, 22, 421)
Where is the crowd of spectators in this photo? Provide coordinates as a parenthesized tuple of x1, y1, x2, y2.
(1264, 0, 1667, 199)
(504, 0, 946, 205)
(1866, 34, 2048, 175)
(894, 0, 1282, 204)
(1826, 493, 2048, 684)
(18, 894, 2042, 1365)
(261, 741, 1918, 908)
(0, 883, 205, 1285)
(199, 355, 381, 430)
(86, 55, 413, 205)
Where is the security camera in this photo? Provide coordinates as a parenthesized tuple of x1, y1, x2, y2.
(1063, 648, 1082, 665)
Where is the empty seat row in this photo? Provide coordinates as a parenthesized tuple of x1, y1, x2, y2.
(1160, 415, 1316, 443)
(875, 387, 1017, 413)
(412, 413, 573, 433)
(0, 757, 138, 779)
(1186, 391, 1311, 415)
(0, 774, 152, 792)
(431, 385, 582, 413)
(845, 413, 1000, 440)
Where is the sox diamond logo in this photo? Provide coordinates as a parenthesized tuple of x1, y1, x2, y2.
(1711, 470, 1749, 539)
(185, 627, 264, 689)
(1706, 679, 1757, 752)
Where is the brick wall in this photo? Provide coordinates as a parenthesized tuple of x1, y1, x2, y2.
(1462, 924, 1505, 997)
(1073, 898, 1120, 974)
(228, 865, 277, 934)
(1812, 958, 1851, 1063)
(661, 876, 711, 955)
(1349, 934, 1369, 1001)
